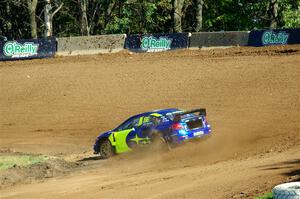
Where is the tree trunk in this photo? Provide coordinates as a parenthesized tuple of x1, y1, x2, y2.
(195, 0, 204, 32)
(44, 0, 63, 37)
(104, 1, 116, 29)
(5, 2, 12, 38)
(27, 0, 38, 38)
(44, 0, 52, 37)
(173, 0, 185, 32)
(269, 0, 278, 28)
(79, 0, 89, 36)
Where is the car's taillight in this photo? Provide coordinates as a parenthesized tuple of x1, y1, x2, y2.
(203, 116, 207, 124)
(171, 123, 184, 130)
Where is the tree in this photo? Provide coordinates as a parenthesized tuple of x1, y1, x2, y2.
(1, 0, 300, 39)
(79, 0, 89, 36)
(269, 0, 279, 28)
(173, 0, 185, 32)
(44, 0, 63, 37)
(282, 0, 300, 27)
(195, 0, 204, 31)
(4, 3, 12, 37)
(103, 0, 170, 34)
(27, 0, 38, 38)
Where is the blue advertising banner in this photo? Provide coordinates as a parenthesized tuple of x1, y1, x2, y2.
(125, 33, 189, 52)
(0, 37, 56, 61)
(248, 28, 300, 47)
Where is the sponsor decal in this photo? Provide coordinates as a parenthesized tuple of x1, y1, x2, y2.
(141, 36, 172, 52)
(4, 41, 39, 58)
(262, 31, 289, 45)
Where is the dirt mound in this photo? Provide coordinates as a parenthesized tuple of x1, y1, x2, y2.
(0, 151, 80, 188)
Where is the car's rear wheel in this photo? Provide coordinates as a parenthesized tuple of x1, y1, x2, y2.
(149, 131, 171, 151)
(99, 139, 114, 159)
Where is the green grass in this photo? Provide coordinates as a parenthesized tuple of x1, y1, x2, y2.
(0, 155, 47, 171)
(254, 192, 273, 199)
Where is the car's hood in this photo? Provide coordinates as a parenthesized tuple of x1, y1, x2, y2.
(97, 130, 113, 140)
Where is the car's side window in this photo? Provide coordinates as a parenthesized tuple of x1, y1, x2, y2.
(140, 115, 168, 127)
(117, 117, 140, 131)
(141, 116, 152, 126)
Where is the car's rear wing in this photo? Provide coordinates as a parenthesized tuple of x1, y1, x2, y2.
(173, 108, 206, 122)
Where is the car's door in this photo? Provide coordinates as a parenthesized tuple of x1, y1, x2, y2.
(113, 117, 141, 153)
(138, 115, 171, 135)
(123, 116, 152, 148)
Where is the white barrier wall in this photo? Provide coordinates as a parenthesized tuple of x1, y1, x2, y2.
(56, 34, 126, 55)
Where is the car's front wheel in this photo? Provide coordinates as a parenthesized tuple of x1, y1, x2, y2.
(99, 139, 114, 159)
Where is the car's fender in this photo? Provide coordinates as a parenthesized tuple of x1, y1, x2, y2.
(94, 131, 113, 153)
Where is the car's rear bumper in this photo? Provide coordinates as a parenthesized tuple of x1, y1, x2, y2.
(171, 127, 211, 143)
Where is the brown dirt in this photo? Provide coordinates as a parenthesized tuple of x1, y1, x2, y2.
(0, 151, 80, 189)
(0, 45, 299, 198)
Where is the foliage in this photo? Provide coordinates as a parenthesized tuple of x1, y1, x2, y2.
(0, 0, 299, 39)
(0, 155, 47, 170)
(101, 0, 173, 34)
(282, 2, 300, 27)
(254, 192, 273, 199)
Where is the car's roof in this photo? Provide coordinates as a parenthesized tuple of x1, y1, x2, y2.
(113, 108, 182, 131)
(134, 108, 181, 118)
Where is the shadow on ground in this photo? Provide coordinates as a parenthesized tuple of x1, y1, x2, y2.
(78, 156, 104, 162)
(258, 159, 300, 182)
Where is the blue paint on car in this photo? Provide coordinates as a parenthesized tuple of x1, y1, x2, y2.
(93, 108, 211, 154)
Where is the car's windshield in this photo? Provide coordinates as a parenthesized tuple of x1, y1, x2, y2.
(115, 117, 140, 131)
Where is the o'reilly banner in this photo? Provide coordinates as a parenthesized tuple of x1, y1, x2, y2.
(261, 30, 289, 45)
(248, 28, 300, 46)
(125, 33, 189, 52)
(4, 42, 39, 58)
(0, 37, 56, 61)
(141, 36, 172, 51)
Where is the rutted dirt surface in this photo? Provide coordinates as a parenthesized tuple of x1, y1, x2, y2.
(0, 45, 299, 198)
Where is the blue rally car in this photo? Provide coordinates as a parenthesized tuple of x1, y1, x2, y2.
(93, 108, 211, 158)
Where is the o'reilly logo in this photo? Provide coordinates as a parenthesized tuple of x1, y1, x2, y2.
(4, 41, 39, 57)
(141, 36, 172, 52)
(262, 31, 289, 45)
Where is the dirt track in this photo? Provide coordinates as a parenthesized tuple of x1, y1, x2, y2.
(0, 45, 299, 198)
